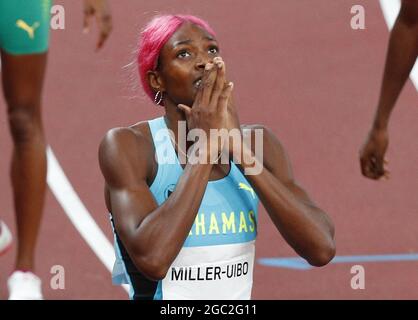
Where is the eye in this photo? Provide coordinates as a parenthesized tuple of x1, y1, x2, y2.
(208, 46, 219, 55)
(177, 50, 191, 59)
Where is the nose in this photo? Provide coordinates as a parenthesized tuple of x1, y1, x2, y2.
(195, 60, 206, 70)
(195, 54, 213, 70)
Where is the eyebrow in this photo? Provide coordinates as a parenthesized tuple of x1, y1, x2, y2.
(172, 36, 216, 48)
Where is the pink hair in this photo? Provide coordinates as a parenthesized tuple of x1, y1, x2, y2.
(137, 15, 216, 104)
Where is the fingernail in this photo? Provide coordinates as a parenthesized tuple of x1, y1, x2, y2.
(229, 82, 234, 88)
(205, 63, 213, 70)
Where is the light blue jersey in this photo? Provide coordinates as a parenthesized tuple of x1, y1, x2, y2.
(112, 117, 259, 300)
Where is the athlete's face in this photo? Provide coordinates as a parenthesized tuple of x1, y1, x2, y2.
(151, 22, 220, 107)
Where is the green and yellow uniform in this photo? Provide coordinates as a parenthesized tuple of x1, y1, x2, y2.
(0, 0, 52, 55)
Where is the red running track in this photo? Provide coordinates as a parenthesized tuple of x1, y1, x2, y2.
(0, 0, 417, 299)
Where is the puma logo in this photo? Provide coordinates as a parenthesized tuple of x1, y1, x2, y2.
(238, 183, 256, 199)
(16, 19, 40, 39)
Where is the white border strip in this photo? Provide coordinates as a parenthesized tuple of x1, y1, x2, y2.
(46, 147, 129, 294)
(379, 0, 418, 90)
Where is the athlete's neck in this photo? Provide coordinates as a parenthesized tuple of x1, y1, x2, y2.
(164, 100, 195, 142)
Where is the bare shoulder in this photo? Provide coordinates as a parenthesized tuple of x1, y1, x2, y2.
(98, 124, 154, 188)
(99, 120, 153, 158)
(99, 126, 146, 157)
(240, 124, 292, 180)
(241, 123, 278, 139)
(240, 124, 286, 154)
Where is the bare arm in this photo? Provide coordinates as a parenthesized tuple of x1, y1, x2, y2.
(99, 128, 213, 280)
(236, 126, 335, 266)
(374, 0, 418, 129)
(360, 0, 418, 179)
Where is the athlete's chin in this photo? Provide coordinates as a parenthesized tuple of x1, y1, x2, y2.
(173, 89, 199, 108)
(179, 94, 197, 108)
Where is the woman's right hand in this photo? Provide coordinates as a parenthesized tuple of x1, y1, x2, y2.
(178, 59, 233, 162)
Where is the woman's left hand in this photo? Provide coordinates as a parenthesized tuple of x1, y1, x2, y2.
(213, 57, 242, 157)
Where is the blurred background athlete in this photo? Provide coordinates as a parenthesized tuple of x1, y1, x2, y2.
(360, 0, 418, 179)
(0, 0, 112, 299)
